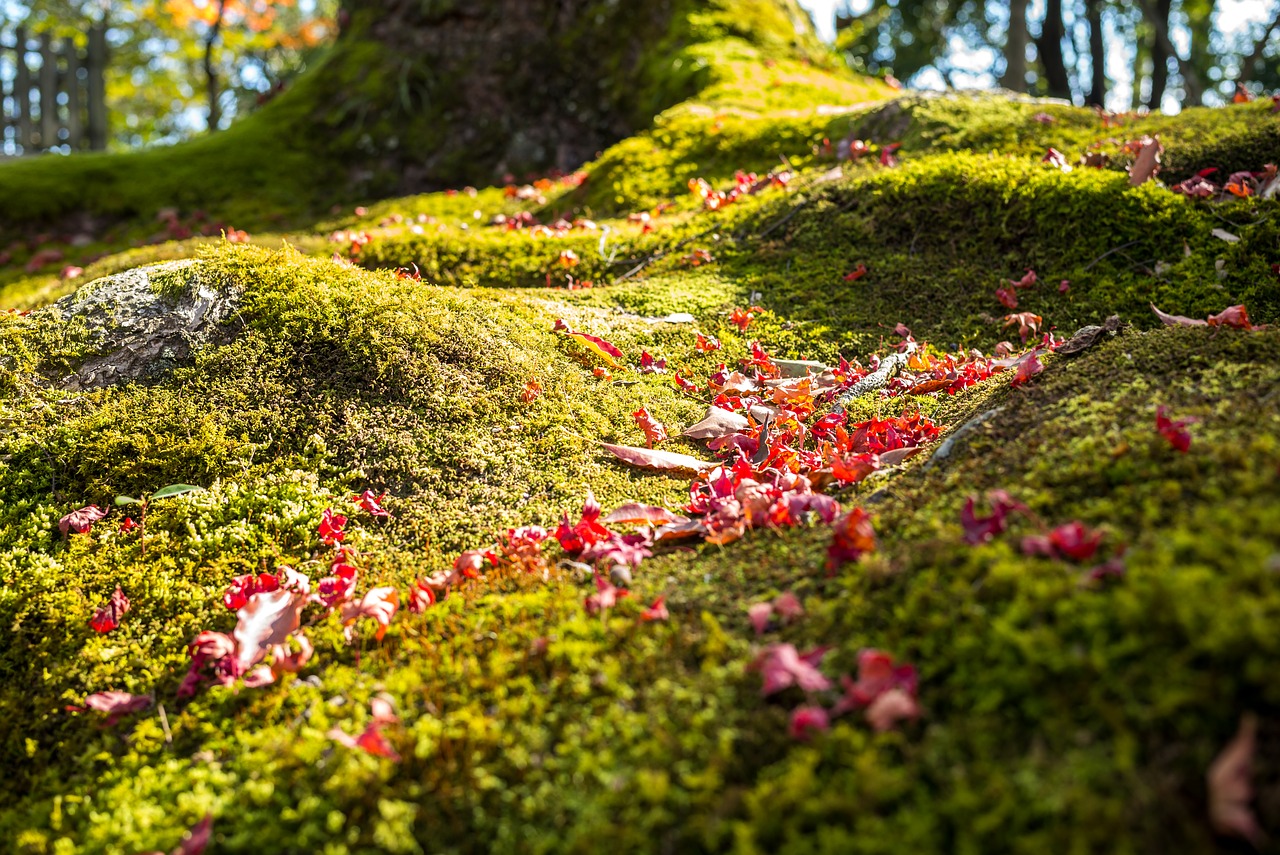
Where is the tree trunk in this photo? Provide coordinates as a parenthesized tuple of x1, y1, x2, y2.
(1139, 0, 1204, 106)
(1004, 1, 1028, 93)
(308, 0, 738, 193)
(1034, 0, 1073, 99)
(1147, 0, 1171, 108)
(204, 0, 227, 132)
(1086, 0, 1107, 106)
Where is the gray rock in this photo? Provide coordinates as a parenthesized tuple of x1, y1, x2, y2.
(45, 261, 242, 391)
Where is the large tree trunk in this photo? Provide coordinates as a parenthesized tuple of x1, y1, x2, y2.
(1085, 0, 1107, 107)
(1034, 0, 1073, 99)
(304, 0, 821, 195)
(1003, 1, 1028, 93)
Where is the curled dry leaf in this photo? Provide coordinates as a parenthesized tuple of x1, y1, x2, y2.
(682, 406, 749, 440)
(1151, 303, 1208, 327)
(877, 446, 920, 467)
(601, 443, 716, 476)
(1128, 135, 1163, 186)
(1207, 712, 1263, 846)
(60, 504, 107, 536)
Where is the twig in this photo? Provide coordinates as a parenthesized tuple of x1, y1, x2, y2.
(158, 702, 173, 745)
(1083, 239, 1141, 271)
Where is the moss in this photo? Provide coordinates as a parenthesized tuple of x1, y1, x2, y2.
(0, 31, 1279, 853)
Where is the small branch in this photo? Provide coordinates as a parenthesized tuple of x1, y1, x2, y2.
(1083, 239, 1141, 271)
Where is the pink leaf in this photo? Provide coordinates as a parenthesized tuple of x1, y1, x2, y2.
(241, 665, 276, 688)
(351, 489, 390, 518)
(789, 705, 831, 740)
(341, 586, 399, 642)
(1011, 352, 1044, 387)
(328, 700, 401, 761)
(76, 691, 151, 725)
(173, 814, 213, 855)
(318, 507, 347, 545)
(640, 596, 669, 622)
(602, 503, 688, 526)
(748, 602, 773, 635)
(234, 589, 306, 670)
(773, 592, 804, 620)
(269, 632, 314, 677)
(754, 644, 832, 696)
(1207, 713, 1262, 846)
(864, 688, 922, 732)
(1151, 303, 1208, 327)
(601, 443, 716, 476)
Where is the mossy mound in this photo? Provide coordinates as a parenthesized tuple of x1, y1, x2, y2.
(1, 25, 1279, 854)
(0, 240, 1278, 853)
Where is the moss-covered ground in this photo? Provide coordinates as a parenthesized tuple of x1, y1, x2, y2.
(2, 7, 1280, 852)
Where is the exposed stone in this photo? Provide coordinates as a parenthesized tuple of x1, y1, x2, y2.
(46, 260, 242, 391)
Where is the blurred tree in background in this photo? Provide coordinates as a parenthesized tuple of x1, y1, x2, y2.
(834, 0, 1280, 110)
(0, 0, 336, 147)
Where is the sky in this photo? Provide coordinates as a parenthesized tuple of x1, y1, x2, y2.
(796, 0, 1278, 111)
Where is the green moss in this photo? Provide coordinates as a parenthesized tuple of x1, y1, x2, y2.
(0, 32, 1279, 853)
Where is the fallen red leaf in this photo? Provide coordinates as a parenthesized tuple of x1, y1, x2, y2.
(89, 585, 130, 634)
(753, 644, 831, 695)
(632, 407, 668, 447)
(341, 586, 399, 642)
(827, 507, 876, 571)
(234, 589, 307, 670)
(789, 705, 831, 740)
(318, 508, 347, 545)
(1155, 405, 1194, 452)
(639, 596, 669, 622)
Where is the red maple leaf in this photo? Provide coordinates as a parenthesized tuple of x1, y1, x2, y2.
(351, 490, 390, 518)
(89, 585, 130, 634)
(1155, 405, 1195, 452)
(318, 507, 347, 545)
(826, 507, 876, 571)
(632, 407, 668, 447)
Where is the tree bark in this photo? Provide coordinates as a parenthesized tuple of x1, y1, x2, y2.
(1003, 1, 1028, 92)
(1085, 0, 1107, 106)
(1034, 0, 1072, 99)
